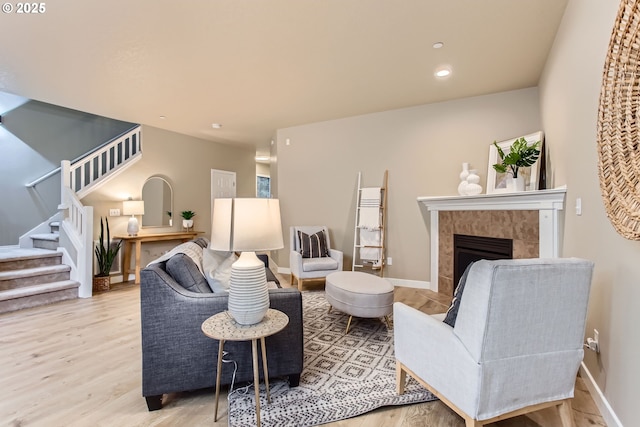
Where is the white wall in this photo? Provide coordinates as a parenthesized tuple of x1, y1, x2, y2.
(539, 0, 631, 425)
(275, 88, 541, 280)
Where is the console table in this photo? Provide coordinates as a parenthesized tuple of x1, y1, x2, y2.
(115, 231, 201, 284)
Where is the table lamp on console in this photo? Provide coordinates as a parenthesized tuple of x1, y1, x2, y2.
(123, 200, 145, 236)
(210, 198, 284, 325)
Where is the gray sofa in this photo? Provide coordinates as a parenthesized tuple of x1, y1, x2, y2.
(140, 250, 303, 411)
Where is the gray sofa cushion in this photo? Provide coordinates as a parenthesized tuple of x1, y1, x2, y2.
(166, 254, 211, 293)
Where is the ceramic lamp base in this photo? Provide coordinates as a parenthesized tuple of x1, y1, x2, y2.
(228, 251, 270, 325)
(127, 216, 139, 236)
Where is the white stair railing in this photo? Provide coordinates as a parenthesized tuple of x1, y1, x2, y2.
(70, 126, 142, 199)
(55, 126, 141, 297)
(25, 126, 142, 193)
(59, 170, 94, 298)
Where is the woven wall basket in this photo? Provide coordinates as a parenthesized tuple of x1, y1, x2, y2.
(598, 0, 640, 240)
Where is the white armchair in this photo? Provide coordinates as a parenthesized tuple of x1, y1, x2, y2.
(290, 226, 343, 290)
(395, 258, 594, 427)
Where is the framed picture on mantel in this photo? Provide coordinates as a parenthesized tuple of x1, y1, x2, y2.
(486, 131, 544, 194)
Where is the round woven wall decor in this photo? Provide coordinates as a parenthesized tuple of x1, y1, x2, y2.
(598, 0, 640, 240)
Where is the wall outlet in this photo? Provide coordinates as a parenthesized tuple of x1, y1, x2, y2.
(387, 257, 392, 265)
(109, 208, 121, 216)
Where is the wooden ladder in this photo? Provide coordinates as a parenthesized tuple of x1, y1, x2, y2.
(352, 170, 388, 276)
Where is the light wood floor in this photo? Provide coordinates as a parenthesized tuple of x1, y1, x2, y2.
(0, 274, 606, 427)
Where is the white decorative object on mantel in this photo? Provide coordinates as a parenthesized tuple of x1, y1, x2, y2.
(458, 163, 470, 195)
(465, 170, 483, 195)
(417, 187, 566, 292)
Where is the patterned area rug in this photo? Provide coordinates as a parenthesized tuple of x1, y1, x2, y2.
(227, 291, 436, 426)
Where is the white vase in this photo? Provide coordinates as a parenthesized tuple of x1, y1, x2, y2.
(459, 163, 470, 181)
(182, 219, 194, 229)
(458, 163, 470, 195)
(507, 175, 525, 192)
(465, 170, 483, 195)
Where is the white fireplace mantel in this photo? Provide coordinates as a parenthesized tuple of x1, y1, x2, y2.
(417, 187, 567, 292)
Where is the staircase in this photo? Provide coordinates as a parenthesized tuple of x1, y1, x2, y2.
(0, 247, 80, 314)
(4, 124, 142, 310)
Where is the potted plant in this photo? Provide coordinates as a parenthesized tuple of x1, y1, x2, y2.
(492, 137, 541, 191)
(181, 210, 196, 230)
(167, 211, 172, 227)
(93, 217, 122, 292)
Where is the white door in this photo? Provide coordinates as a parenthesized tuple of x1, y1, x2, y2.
(211, 169, 236, 226)
(211, 169, 236, 199)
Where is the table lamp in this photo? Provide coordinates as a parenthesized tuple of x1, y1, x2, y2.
(123, 200, 145, 236)
(210, 198, 284, 325)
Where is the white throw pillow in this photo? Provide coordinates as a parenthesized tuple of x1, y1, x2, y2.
(203, 248, 237, 292)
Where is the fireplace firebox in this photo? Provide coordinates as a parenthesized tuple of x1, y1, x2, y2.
(453, 234, 513, 294)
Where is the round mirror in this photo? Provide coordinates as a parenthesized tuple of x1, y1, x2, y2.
(141, 176, 173, 228)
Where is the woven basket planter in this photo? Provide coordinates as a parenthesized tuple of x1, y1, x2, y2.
(92, 276, 111, 292)
(598, 0, 640, 240)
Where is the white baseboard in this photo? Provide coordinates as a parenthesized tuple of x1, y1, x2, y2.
(277, 266, 290, 275)
(387, 278, 430, 289)
(579, 363, 622, 427)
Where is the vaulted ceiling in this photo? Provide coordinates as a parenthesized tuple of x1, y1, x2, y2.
(0, 0, 568, 156)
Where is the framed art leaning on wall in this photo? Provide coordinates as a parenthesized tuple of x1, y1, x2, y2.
(486, 131, 544, 194)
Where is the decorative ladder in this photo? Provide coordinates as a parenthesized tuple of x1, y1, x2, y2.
(352, 170, 388, 277)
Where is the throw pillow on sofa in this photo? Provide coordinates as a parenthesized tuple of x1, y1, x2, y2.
(166, 253, 211, 293)
(443, 261, 475, 327)
(203, 248, 237, 292)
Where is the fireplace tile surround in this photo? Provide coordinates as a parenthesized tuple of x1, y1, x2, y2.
(417, 188, 566, 295)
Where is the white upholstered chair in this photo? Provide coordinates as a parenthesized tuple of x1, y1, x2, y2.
(395, 258, 594, 427)
(290, 225, 343, 290)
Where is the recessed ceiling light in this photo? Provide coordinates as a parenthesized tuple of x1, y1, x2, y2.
(434, 67, 451, 78)
(433, 42, 444, 49)
(211, 123, 222, 129)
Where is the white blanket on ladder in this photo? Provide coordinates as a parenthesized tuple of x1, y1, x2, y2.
(359, 229, 382, 261)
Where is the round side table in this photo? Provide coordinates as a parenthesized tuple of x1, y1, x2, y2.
(201, 308, 289, 427)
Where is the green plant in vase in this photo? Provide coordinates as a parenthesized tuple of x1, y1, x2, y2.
(93, 217, 122, 292)
(181, 210, 196, 230)
(492, 137, 541, 191)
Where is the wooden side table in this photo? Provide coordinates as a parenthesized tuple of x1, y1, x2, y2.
(201, 309, 289, 427)
(114, 231, 201, 284)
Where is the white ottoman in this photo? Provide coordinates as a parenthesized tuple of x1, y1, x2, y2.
(325, 271, 394, 334)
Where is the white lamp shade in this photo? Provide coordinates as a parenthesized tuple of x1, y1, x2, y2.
(123, 200, 145, 216)
(210, 198, 283, 252)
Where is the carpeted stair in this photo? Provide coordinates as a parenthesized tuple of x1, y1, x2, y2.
(29, 221, 61, 250)
(0, 221, 79, 313)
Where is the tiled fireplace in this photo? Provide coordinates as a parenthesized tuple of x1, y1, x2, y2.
(417, 188, 566, 295)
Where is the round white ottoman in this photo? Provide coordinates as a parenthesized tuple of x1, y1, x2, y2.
(325, 271, 394, 333)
